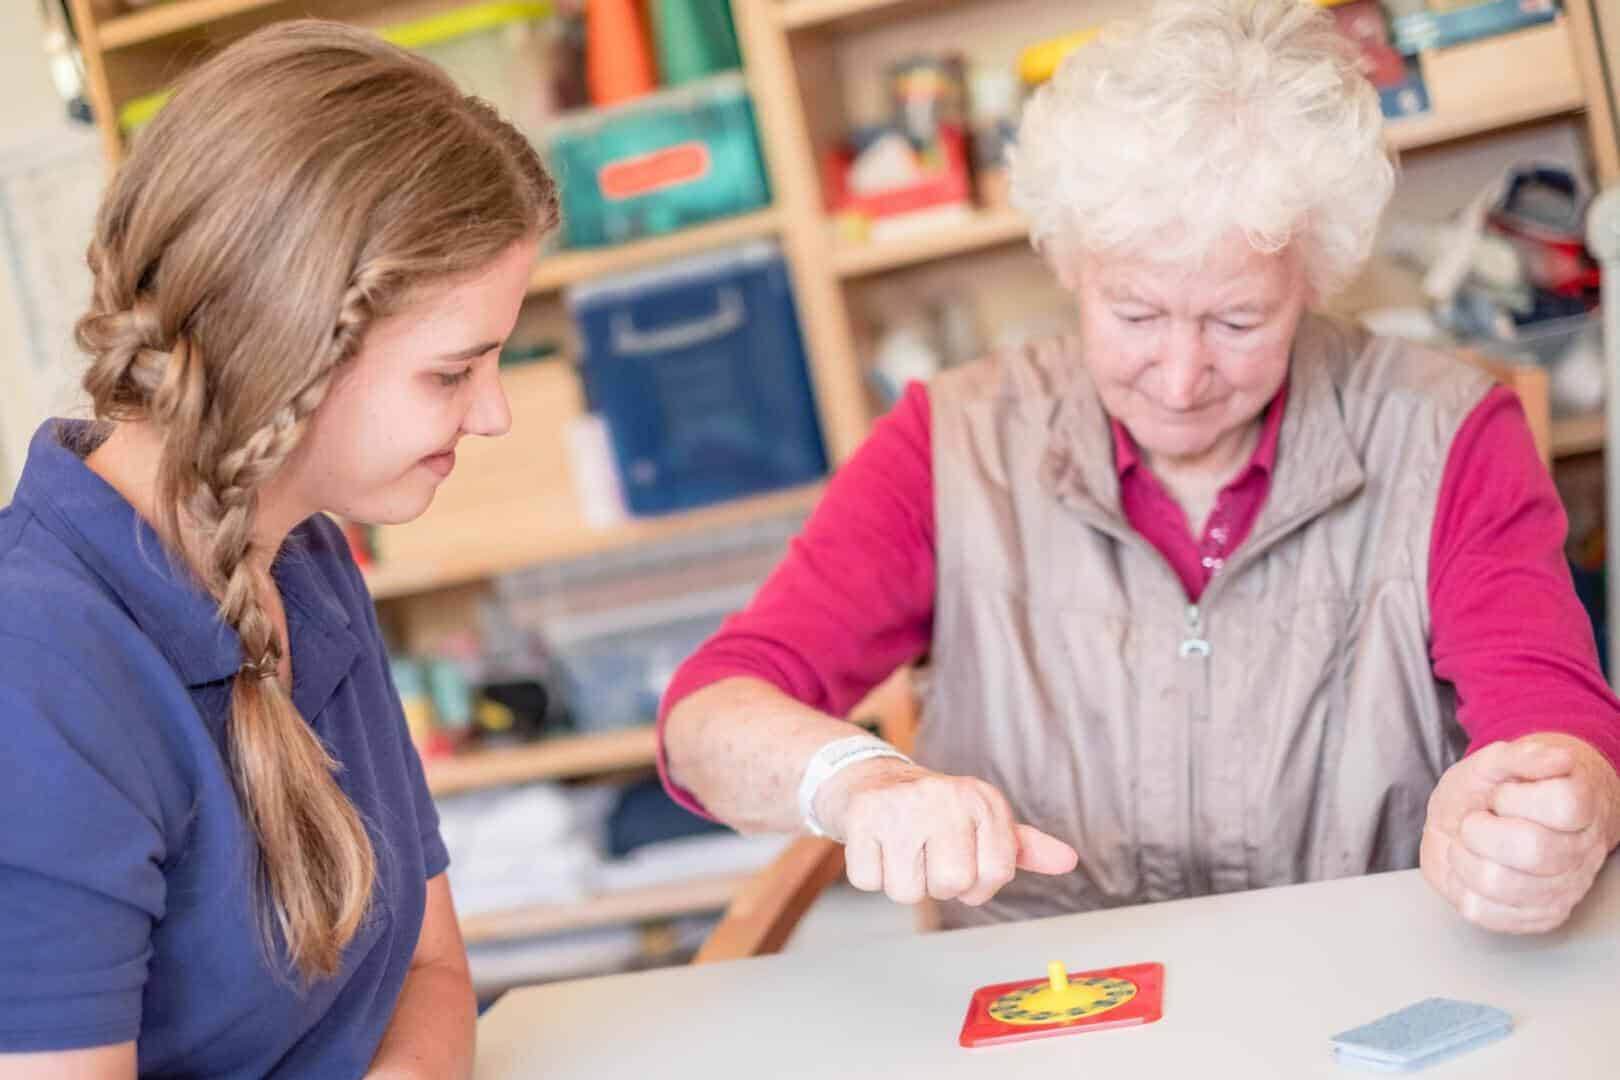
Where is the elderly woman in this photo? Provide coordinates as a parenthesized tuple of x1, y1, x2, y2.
(659, 0, 1620, 934)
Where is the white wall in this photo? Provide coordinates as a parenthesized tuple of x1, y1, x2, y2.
(0, 4, 68, 136)
(0, 2, 90, 501)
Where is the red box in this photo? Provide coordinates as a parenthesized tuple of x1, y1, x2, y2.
(1330, 0, 1408, 88)
(823, 125, 973, 227)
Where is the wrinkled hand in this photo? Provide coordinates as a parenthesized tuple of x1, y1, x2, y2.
(813, 758, 1079, 907)
(1421, 734, 1620, 933)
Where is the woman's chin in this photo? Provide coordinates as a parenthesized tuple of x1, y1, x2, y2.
(1132, 422, 1223, 465)
(332, 484, 438, 528)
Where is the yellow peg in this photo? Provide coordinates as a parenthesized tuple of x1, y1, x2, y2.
(1047, 961, 1070, 994)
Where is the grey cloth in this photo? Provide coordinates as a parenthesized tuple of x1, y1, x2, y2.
(921, 314, 1494, 929)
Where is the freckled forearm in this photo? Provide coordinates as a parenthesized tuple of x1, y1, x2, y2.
(664, 677, 864, 833)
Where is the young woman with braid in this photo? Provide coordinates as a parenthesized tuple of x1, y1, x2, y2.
(0, 21, 556, 1079)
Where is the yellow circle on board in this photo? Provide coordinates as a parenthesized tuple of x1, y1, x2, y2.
(987, 976, 1138, 1027)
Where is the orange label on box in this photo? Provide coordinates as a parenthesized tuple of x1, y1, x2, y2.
(599, 143, 712, 201)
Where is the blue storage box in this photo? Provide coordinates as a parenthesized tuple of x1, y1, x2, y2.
(567, 241, 828, 516)
(546, 71, 770, 248)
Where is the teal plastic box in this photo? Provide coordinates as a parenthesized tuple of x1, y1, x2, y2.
(545, 71, 770, 248)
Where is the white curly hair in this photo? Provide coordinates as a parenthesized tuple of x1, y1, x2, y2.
(1009, 0, 1395, 299)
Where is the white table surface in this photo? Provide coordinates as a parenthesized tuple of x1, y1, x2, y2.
(475, 857, 1620, 1077)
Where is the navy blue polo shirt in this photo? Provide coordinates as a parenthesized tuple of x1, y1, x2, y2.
(0, 421, 449, 1076)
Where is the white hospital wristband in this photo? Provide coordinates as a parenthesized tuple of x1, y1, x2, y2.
(796, 733, 912, 839)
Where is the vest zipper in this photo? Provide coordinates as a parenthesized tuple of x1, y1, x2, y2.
(1180, 603, 1211, 894)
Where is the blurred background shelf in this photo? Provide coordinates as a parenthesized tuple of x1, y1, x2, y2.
(363, 482, 824, 601)
(1385, 79, 1586, 153)
(460, 872, 749, 945)
(527, 209, 783, 295)
(1552, 411, 1606, 459)
(832, 207, 1028, 278)
(426, 727, 659, 797)
(96, 0, 284, 48)
(776, 0, 972, 32)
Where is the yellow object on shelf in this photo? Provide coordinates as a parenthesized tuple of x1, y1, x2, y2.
(382, 0, 551, 50)
(117, 0, 554, 134)
(990, 0, 1348, 88)
(1017, 28, 1100, 86)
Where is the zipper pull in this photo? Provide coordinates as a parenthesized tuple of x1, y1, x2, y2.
(1180, 603, 1211, 658)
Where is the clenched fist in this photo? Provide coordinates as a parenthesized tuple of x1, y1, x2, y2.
(812, 758, 1079, 907)
(1421, 734, 1620, 933)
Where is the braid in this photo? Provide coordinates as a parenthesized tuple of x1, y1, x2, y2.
(191, 340, 372, 980)
(78, 297, 173, 418)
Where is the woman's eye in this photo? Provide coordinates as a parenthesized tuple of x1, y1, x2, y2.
(1118, 312, 1158, 324)
(435, 369, 474, 388)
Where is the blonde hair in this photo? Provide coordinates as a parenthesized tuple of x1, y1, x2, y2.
(75, 20, 557, 981)
(1010, 0, 1394, 298)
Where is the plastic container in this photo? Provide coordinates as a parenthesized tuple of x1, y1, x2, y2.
(547, 605, 732, 732)
(385, 1, 556, 135)
(1471, 310, 1605, 417)
(119, 1, 557, 137)
(545, 71, 770, 248)
(1476, 311, 1601, 368)
(652, 0, 742, 86)
(566, 241, 828, 516)
(585, 0, 657, 106)
(537, 577, 759, 732)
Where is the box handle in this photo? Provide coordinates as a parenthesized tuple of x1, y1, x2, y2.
(610, 287, 745, 354)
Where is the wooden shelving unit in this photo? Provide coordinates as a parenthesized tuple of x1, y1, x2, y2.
(96, 0, 284, 48)
(775, 0, 966, 32)
(1552, 411, 1607, 459)
(363, 481, 822, 600)
(1385, 87, 1589, 153)
(460, 872, 749, 945)
(833, 208, 1027, 279)
(426, 727, 658, 797)
(527, 209, 782, 295)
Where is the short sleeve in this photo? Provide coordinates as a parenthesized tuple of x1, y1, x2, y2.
(402, 732, 450, 879)
(0, 634, 166, 1052)
(321, 516, 450, 881)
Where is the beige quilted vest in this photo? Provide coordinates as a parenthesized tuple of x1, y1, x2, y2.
(919, 314, 1494, 929)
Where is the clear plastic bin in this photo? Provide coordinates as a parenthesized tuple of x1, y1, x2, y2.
(120, 2, 557, 137)
(543, 587, 752, 732)
(384, 1, 556, 135)
(1470, 310, 1604, 417)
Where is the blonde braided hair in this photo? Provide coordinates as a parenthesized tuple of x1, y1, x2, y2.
(75, 20, 557, 980)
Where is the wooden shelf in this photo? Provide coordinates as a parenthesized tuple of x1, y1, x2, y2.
(426, 727, 658, 797)
(364, 482, 823, 600)
(777, 0, 955, 31)
(1386, 88, 1586, 153)
(1552, 412, 1605, 459)
(98, 0, 284, 49)
(460, 872, 748, 945)
(832, 207, 1028, 279)
(528, 210, 783, 295)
